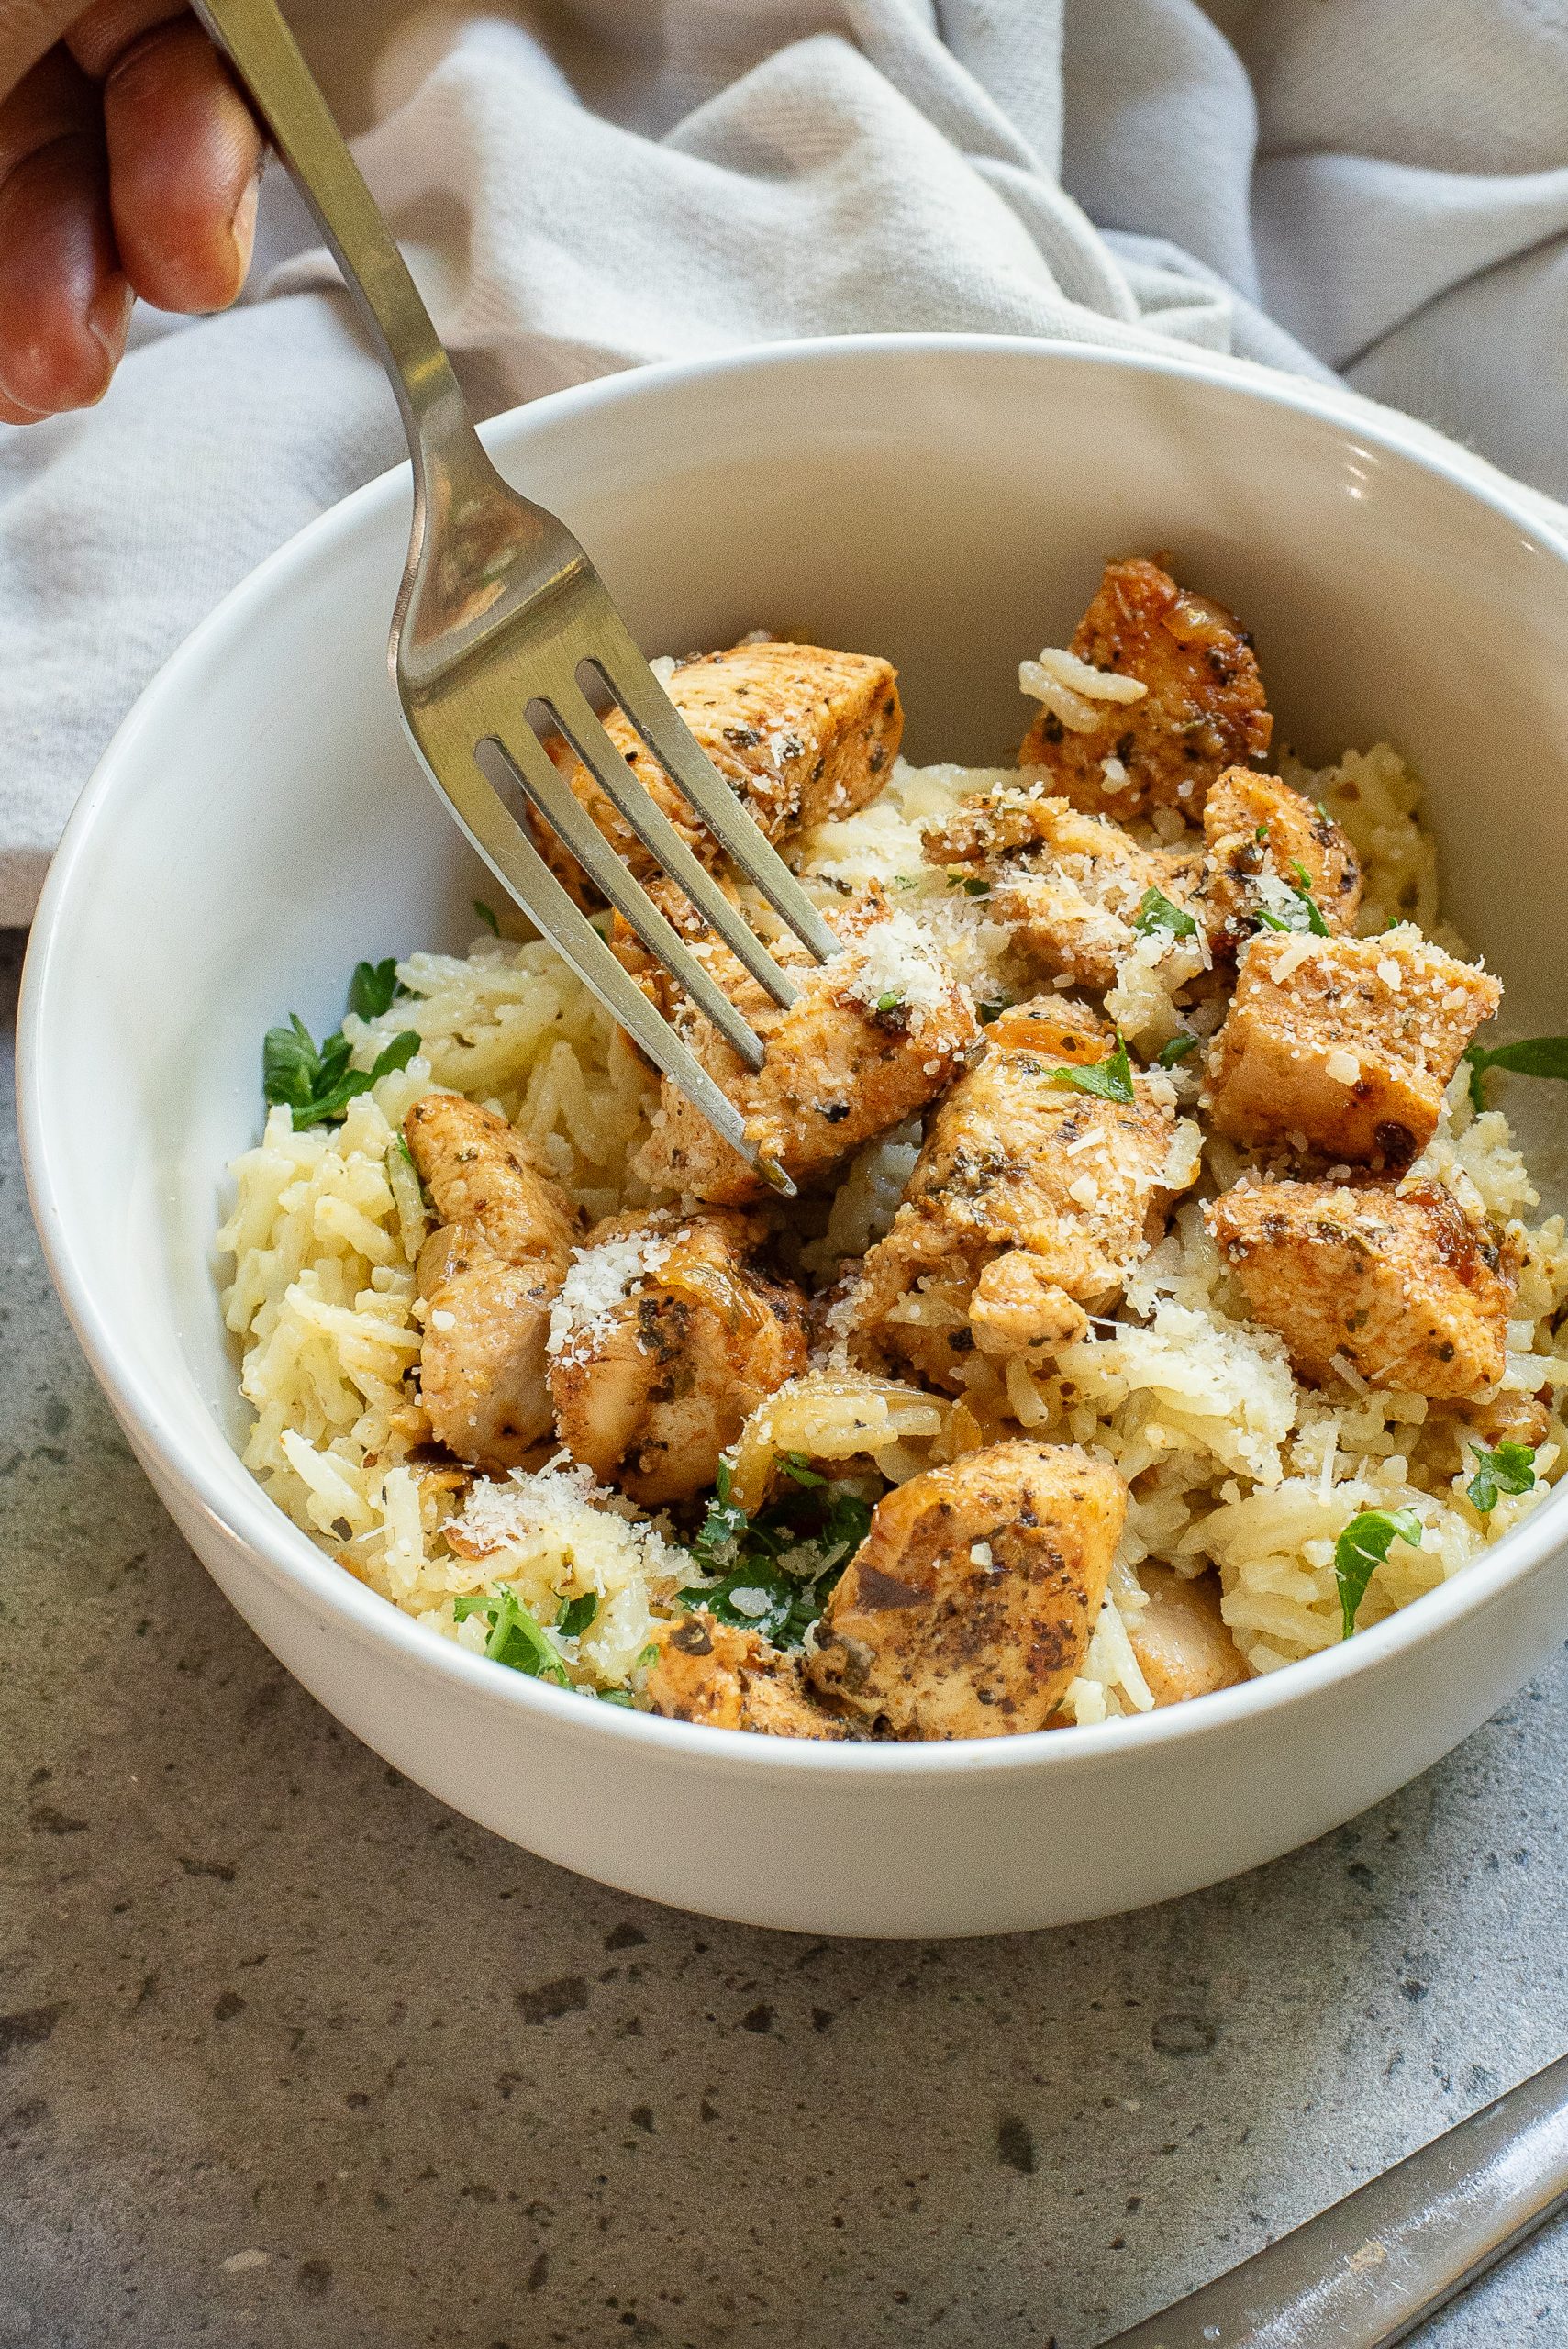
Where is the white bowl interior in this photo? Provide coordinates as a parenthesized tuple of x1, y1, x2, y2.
(21, 339, 1568, 1932)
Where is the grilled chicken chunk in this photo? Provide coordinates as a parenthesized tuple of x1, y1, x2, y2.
(843, 998, 1189, 1387)
(1196, 768, 1362, 953)
(1205, 930, 1500, 1167)
(541, 640, 902, 902)
(631, 885, 979, 1204)
(547, 1208, 809, 1506)
(1019, 558, 1272, 820)
(923, 784, 1202, 990)
(643, 1614, 860, 1739)
(405, 1096, 580, 1472)
(806, 1442, 1127, 1737)
(1126, 1565, 1249, 1707)
(1208, 1175, 1518, 1398)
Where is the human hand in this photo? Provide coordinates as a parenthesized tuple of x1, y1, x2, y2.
(0, 0, 264, 421)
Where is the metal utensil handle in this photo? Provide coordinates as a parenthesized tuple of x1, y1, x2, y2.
(1101, 2050, 1568, 2348)
(189, 0, 484, 490)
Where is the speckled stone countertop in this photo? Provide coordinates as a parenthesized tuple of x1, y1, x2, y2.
(4, 926, 1567, 2349)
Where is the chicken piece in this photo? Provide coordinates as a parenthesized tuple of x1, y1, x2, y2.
(1019, 557, 1272, 820)
(1207, 1176, 1518, 1397)
(1196, 768, 1362, 952)
(924, 785, 1202, 989)
(540, 640, 902, 903)
(1205, 930, 1501, 1167)
(842, 1000, 1188, 1387)
(630, 885, 979, 1205)
(806, 1442, 1126, 1737)
(405, 1097, 580, 1472)
(547, 1208, 809, 1506)
(1126, 1566, 1250, 1707)
(643, 1614, 860, 1740)
(968, 1252, 1091, 1357)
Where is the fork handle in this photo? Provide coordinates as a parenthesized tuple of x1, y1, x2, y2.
(191, 0, 489, 495)
(1098, 2048, 1568, 2348)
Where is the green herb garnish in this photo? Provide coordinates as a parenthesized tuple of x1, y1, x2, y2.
(1156, 1034, 1200, 1068)
(873, 991, 904, 1015)
(1133, 885, 1197, 941)
(1050, 1030, 1135, 1105)
(1462, 1036, 1568, 1114)
(780, 1453, 825, 1487)
(555, 1591, 600, 1639)
(675, 1473, 872, 1650)
(1466, 1442, 1538, 1517)
(349, 957, 406, 1019)
(1333, 1508, 1424, 1639)
(1256, 866, 1329, 938)
(1255, 822, 1270, 844)
(946, 869, 991, 899)
(978, 996, 1013, 1026)
(473, 898, 501, 935)
(262, 1019, 421, 1129)
(454, 1586, 569, 1685)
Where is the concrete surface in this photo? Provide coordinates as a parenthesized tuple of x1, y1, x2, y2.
(4, 918, 1567, 2349)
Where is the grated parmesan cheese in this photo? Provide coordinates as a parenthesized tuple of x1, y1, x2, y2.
(548, 1230, 672, 1363)
(839, 910, 958, 1034)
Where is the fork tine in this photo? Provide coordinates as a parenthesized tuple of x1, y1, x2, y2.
(412, 736, 795, 1193)
(580, 616, 844, 965)
(541, 671, 804, 1009)
(482, 729, 769, 1072)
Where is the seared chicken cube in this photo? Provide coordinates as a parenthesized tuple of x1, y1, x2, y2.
(1019, 558, 1272, 820)
(541, 640, 902, 902)
(806, 1442, 1127, 1737)
(1126, 1566, 1249, 1706)
(1196, 767, 1362, 952)
(843, 1000, 1188, 1386)
(631, 885, 979, 1205)
(923, 785, 1201, 989)
(968, 1251, 1092, 1356)
(547, 1208, 809, 1506)
(1207, 1176, 1518, 1397)
(643, 1614, 860, 1739)
(405, 1096, 580, 1472)
(1206, 930, 1500, 1166)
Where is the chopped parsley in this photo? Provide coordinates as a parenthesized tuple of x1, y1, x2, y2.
(978, 996, 1013, 1026)
(1333, 1508, 1423, 1639)
(262, 1017, 420, 1129)
(1050, 1030, 1135, 1105)
(473, 897, 501, 935)
(873, 990, 904, 1016)
(554, 1591, 600, 1639)
(1255, 822, 1270, 844)
(1466, 1441, 1537, 1517)
(454, 1586, 569, 1685)
(1462, 1035, 1568, 1113)
(675, 1467, 873, 1649)
(1132, 885, 1197, 941)
(946, 868, 991, 898)
(1156, 1033, 1200, 1068)
(349, 956, 406, 1019)
(1256, 864, 1329, 938)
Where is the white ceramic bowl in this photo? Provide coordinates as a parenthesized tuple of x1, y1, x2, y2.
(20, 337, 1568, 1938)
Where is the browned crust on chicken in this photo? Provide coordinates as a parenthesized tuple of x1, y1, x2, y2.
(548, 1208, 809, 1506)
(630, 885, 980, 1204)
(404, 1097, 580, 1473)
(1126, 1566, 1249, 1706)
(924, 785, 1202, 990)
(539, 640, 902, 902)
(806, 1442, 1126, 1737)
(1205, 932, 1501, 1166)
(1207, 1175, 1518, 1397)
(643, 1614, 862, 1739)
(841, 1003, 1185, 1387)
(1195, 768, 1362, 953)
(1019, 558, 1272, 819)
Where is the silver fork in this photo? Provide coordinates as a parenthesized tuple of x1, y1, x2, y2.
(192, 0, 840, 1194)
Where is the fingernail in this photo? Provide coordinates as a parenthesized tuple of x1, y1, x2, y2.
(228, 169, 261, 287)
(84, 275, 134, 401)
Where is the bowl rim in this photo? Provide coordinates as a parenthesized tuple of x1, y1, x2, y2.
(19, 327, 1568, 1781)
